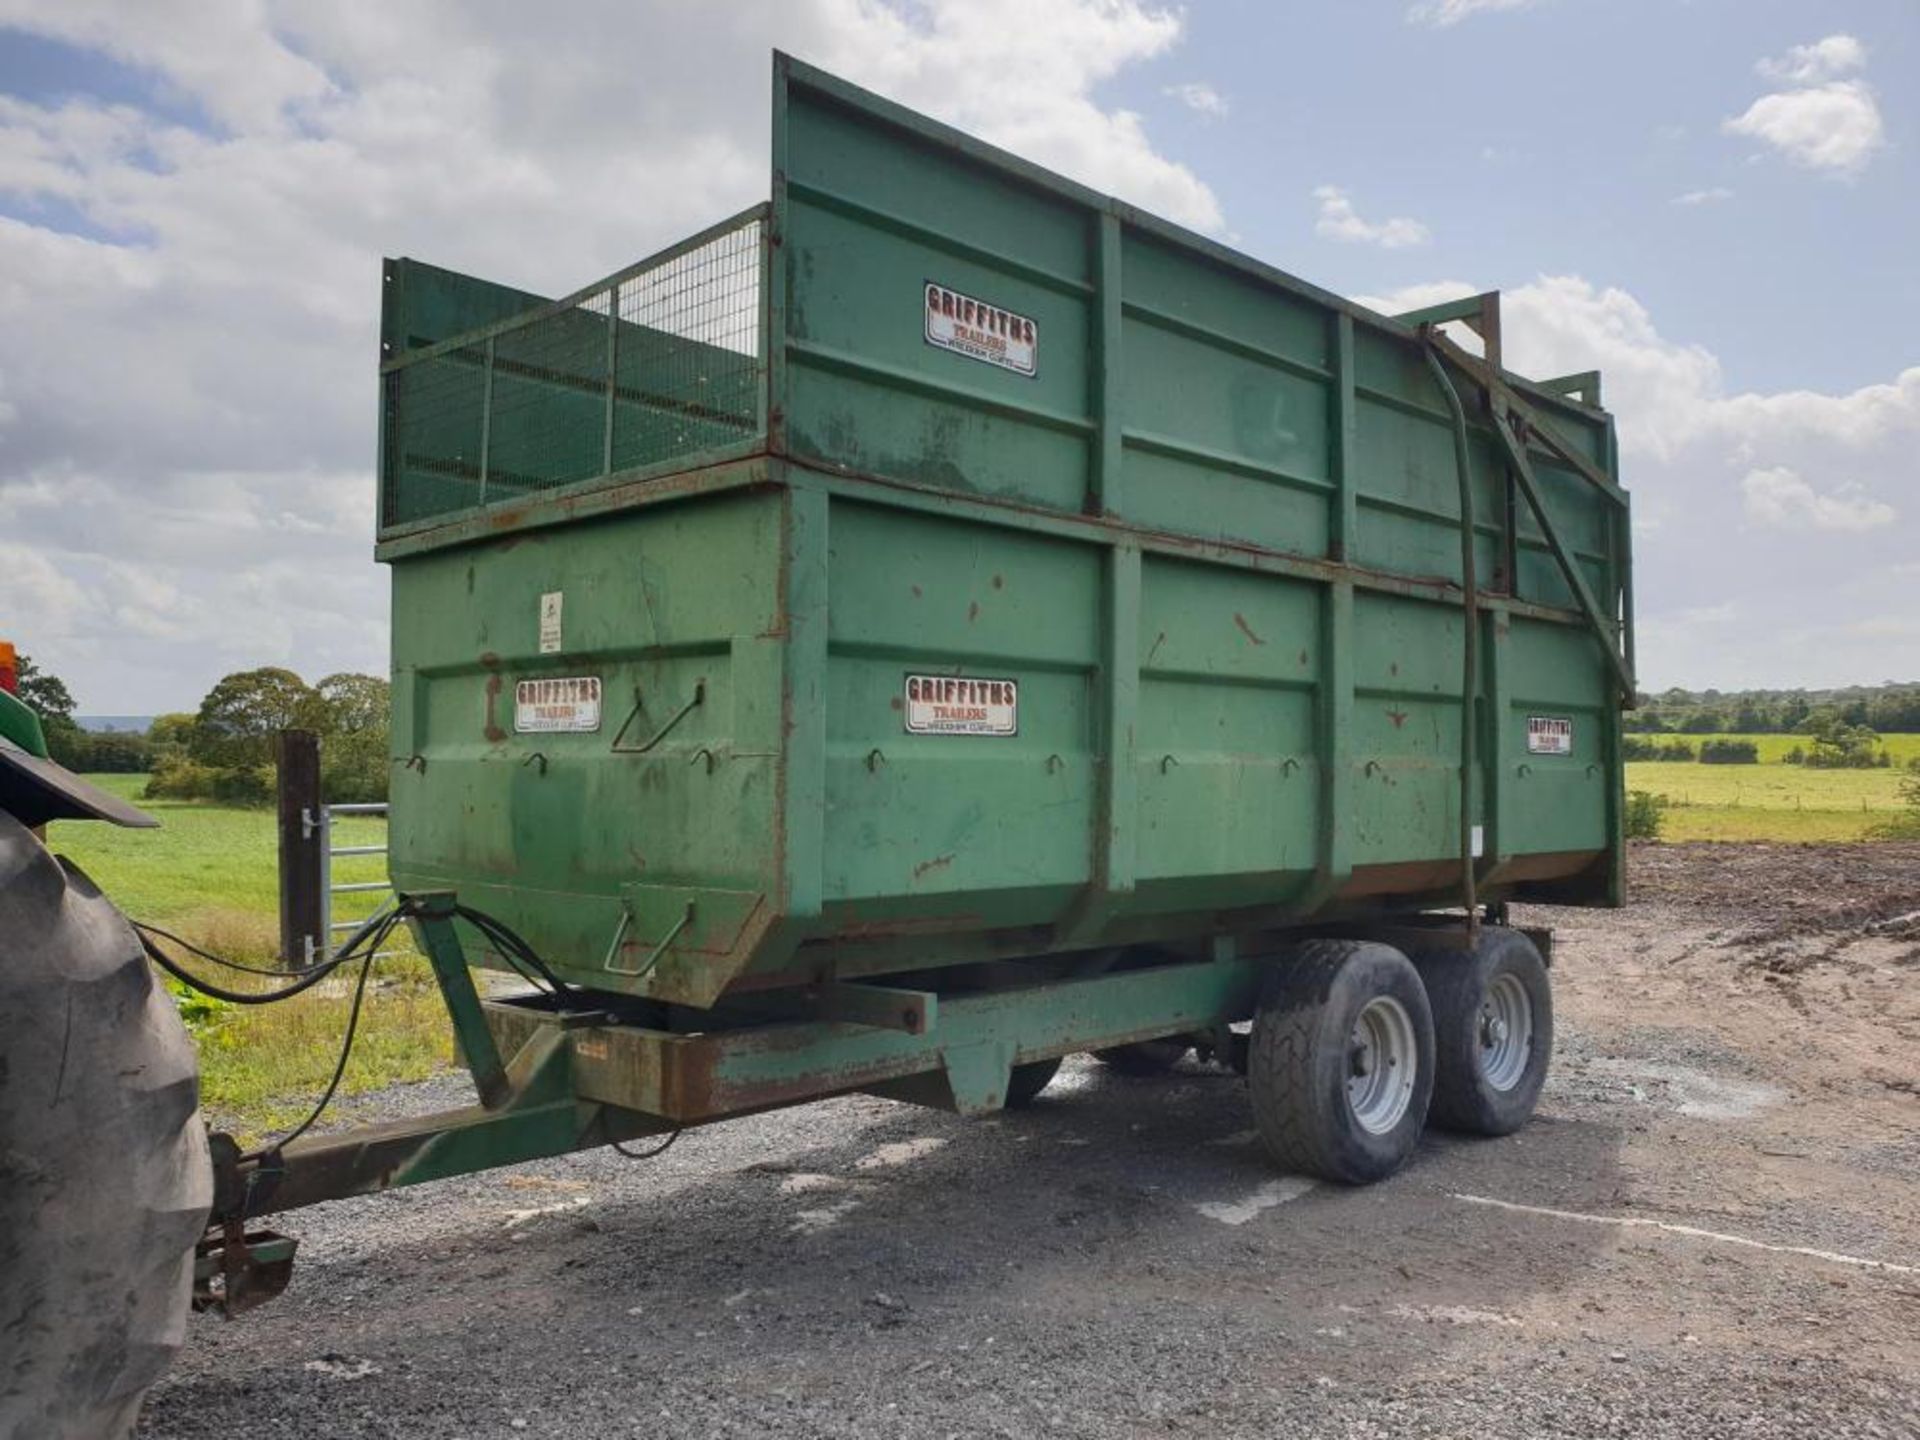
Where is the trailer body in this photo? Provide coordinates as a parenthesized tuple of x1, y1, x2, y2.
(375, 57, 1629, 1017)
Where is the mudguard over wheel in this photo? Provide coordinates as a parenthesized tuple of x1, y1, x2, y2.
(0, 813, 210, 1440)
(1247, 940, 1434, 1185)
(1412, 927, 1553, 1136)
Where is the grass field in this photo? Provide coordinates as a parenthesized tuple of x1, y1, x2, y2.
(48, 775, 451, 1141)
(1627, 741, 1912, 842)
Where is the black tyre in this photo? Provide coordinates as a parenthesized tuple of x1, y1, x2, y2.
(1247, 940, 1434, 1185)
(1092, 1038, 1190, 1076)
(1003, 1057, 1063, 1109)
(1412, 927, 1553, 1136)
(0, 813, 209, 1440)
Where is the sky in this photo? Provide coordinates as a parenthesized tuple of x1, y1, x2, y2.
(0, 0, 1914, 713)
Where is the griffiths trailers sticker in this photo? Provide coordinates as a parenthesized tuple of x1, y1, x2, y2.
(904, 674, 1018, 737)
(515, 676, 602, 733)
(1526, 715, 1574, 755)
(924, 282, 1036, 377)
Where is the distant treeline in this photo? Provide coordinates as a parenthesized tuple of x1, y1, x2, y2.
(1626, 682, 1920, 735)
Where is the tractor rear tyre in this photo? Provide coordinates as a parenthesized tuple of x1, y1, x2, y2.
(0, 812, 209, 1440)
(1092, 1038, 1191, 1076)
(1247, 940, 1434, 1185)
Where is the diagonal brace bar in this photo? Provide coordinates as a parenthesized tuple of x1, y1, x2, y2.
(1486, 412, 1635, 698)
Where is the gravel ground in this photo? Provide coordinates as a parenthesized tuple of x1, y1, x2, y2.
(140, 844, 1919, 1438)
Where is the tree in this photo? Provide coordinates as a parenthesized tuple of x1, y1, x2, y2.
(314, 673, 388, 734)
(147, 713, 198, 752)
(315, 674, 391, 805)
(14, 653, 87, 767)
(189, 667, 320, 771)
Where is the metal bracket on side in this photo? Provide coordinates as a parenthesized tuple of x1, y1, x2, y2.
(605, 900, 694, 977)
(815, 980, 938, 1035)
(611, 682, 705, 754)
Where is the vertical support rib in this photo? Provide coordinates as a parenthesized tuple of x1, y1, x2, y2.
(1100, 542, 1140, 902)
(603, 282, 619, 476)
(1480, 604, 1512, 885)
(1329, 312, 1357, 562)
(1090, 211, 1124, 516)
(780, 481, 830, 924)
(766, 55, 793, 457)
(477, 336, 495, 507)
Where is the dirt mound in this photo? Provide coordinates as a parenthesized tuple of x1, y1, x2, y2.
(1627, 841, 1920, 941)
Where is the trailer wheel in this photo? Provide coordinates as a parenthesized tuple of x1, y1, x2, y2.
(1412, 928, 1552, 1136)
(1092, 1038, 1190, 1075)
(0, 813, 210, 1440)
(1247, 940, 1434, 1185)
(1003, 1057, 1063, 1109)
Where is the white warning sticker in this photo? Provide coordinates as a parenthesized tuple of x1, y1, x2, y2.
(904, 674, 1018, 737)
(924, 282, 1036, 377)
(515, 676, 602, 733)
(1526, 715, 1574, 755)
(538, 591, 564, 655)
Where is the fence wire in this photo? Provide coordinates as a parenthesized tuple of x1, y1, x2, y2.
(383, 212, 765, 528)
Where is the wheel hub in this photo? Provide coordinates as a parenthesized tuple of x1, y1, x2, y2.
(1344, 995, 1418, 1135)
(1477, 973, 1534, 1093)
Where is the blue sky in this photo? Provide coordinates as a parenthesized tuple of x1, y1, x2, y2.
(0, 1, 1913, 711)
(1121, 0, 1917, 395)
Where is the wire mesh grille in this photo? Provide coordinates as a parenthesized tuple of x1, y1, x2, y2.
(383, 213, 765, 528)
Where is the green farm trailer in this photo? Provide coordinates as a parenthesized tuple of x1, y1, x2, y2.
(0, 53, 1632, 1435)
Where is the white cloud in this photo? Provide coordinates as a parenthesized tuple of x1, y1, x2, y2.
(1406, 0, 1536, 27)
(0, 0, 1218, 710)
(1724, 82, 1884, 175)
(1672, 187, 1733, 206)
(1725, 36, 1883, 175)
(1739, 467, 1895, 533)
(1313, 185, 1431, 249)
(1755, 34, 1867, 85)
(1164, 82, 1228, 119)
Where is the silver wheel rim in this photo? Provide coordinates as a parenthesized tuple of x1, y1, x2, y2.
(1346, 996, 1418, 1134)
(1478, 973, 1534, 1093)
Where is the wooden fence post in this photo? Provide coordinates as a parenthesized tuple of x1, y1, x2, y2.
(275, 729, 323, 968)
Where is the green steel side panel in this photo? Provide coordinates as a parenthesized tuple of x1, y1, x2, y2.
(820, 499, 1098, 917)
(386, 486, 786, 993)
(1133, 555, 1318, 898)
(1500, 614, 1610, 858)
(1348, 591, 1471, 866)
(780, 88, 1093, 510)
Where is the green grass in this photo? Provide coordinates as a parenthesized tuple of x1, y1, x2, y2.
(1626, 751, 1910, 842)
(50, 772, 390, 922)
(47, 776, 451, 1142)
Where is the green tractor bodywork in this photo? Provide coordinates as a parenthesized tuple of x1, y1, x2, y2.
(202, 53, 1628, 1289)
(0, 679, 157, 829)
